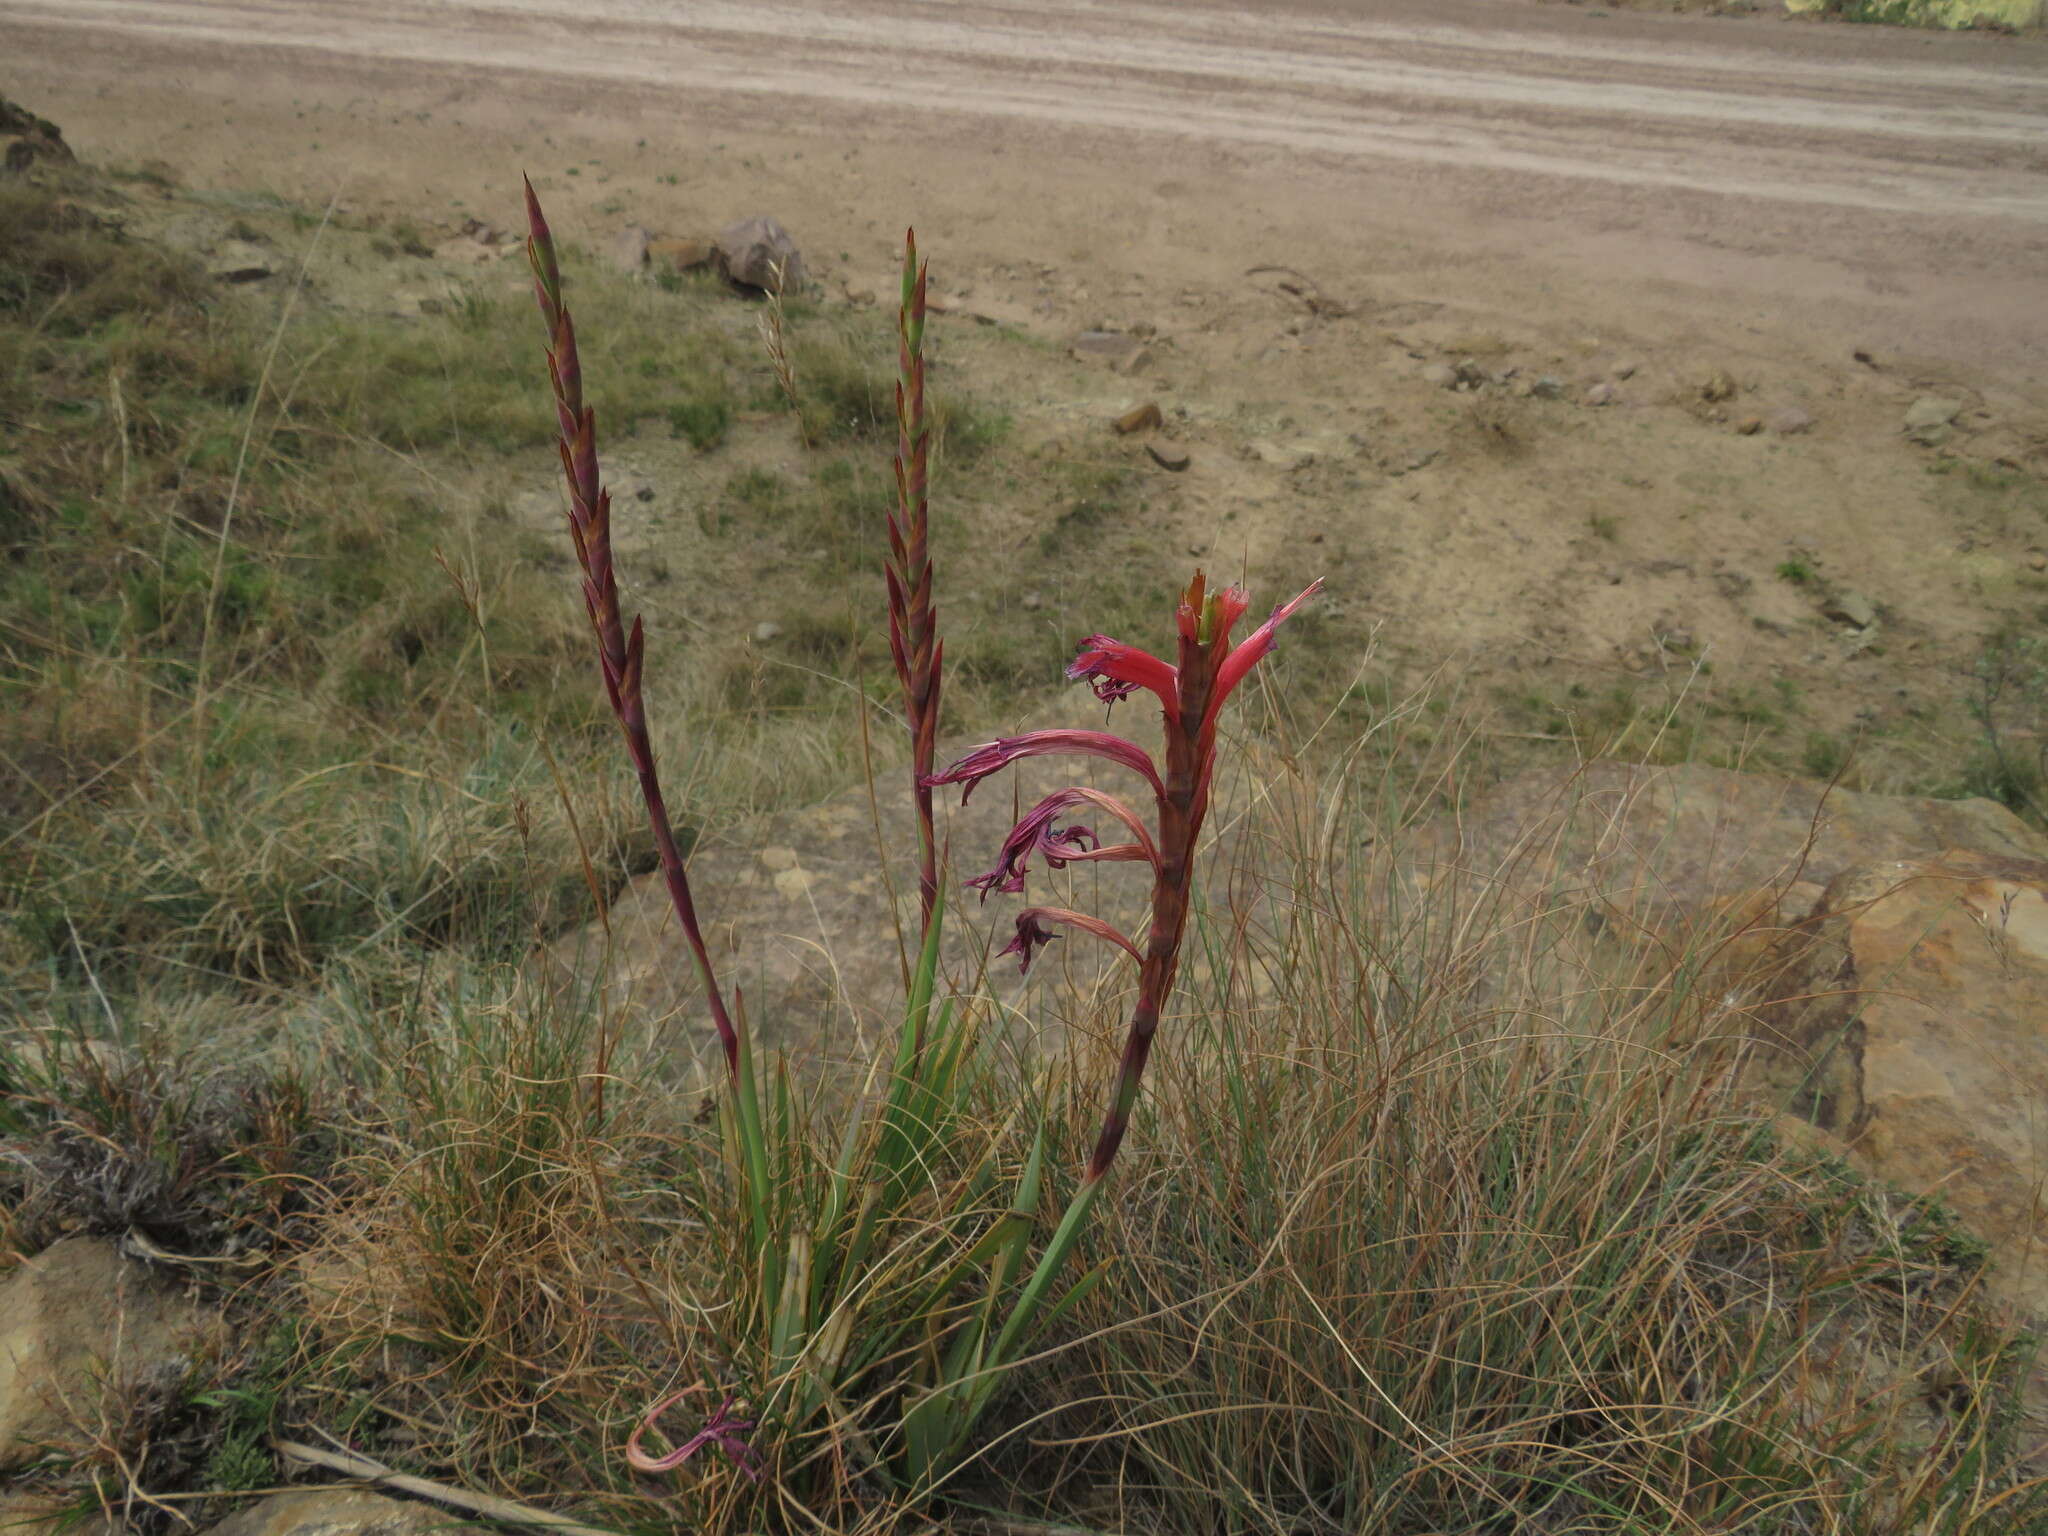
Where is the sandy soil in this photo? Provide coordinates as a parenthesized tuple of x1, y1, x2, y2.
(7, 0, 2048, 787)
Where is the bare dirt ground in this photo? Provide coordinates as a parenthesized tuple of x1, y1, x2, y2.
(9, 0, 2048, 790)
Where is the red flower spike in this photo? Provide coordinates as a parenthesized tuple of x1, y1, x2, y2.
(949, 566, 1320, 1188)
(525, 180, 742, 1080)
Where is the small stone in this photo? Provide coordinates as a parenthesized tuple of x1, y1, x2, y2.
(1611, 359, 1640, 381)
(1822, 590, 1877, 629)
(1903, 396, 1961, 446)
(1115, 401, 1164, 435)
(2029, 552, 2046, 573)
(1419, 361, 1460, 390)
(1021, 591, 1043, 610)
(1146, 441, 1191, 472)
(1698, 369, 1738, 403)
(758, 846, 800, 872)
(1112, 346, 1156, 377)
(610, 225, 652, 273)
(1769, 406, 1815, 436)
(1531, 375, 1566, 400)
(1583, 382, 1617, 407)
(433, 237, 496, 266)
(1071, 330, 1141, 363)
(648, 237, 716, 274)
(1735, 417, 1764, 436)
(751, 621, 783, 643)
(206, 239, 275, 282)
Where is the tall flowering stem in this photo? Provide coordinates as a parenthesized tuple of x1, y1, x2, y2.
(523, 179, 739, 1078)
(887, 230, 944, 961)
(923, 570, 1319, 1422)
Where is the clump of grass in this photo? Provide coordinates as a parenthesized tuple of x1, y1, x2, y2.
(668, 393, 731, 451)
(0, 170, 624, 1006)
(1035, 746, 2041, 1534)
(1777, 558, 1815, 585)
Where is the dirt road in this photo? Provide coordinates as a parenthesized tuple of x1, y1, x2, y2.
(7, 0, 2047, 373)
(8, 0, 2048, 794)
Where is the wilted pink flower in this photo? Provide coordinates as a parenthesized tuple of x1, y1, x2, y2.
(625, 1391, 761, 1482)
(924, 728, 1164, 805)
(999, 906, 1143, 974)
(966, 786, 1159, 901)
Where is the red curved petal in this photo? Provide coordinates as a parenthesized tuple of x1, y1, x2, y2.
(1204, 579, 1325, 729)
(924, 729, 1163, 805)
(1067, 635, 1178, 710)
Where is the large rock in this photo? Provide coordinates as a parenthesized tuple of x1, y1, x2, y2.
(1751, 851, 2048, 1313)
(1420, 760, 2047, 929)
(205, 1491, 477, 1536)
(713, 216, 803, 294)
(0, 1238, 213, 1470)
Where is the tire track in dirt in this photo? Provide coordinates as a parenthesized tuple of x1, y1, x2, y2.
(10, 0, 2048, 222)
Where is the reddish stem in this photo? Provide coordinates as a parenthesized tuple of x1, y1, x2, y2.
(524, 178, 740, 1078)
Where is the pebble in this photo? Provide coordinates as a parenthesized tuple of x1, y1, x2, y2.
(206, 240, 275, 282)
(1735, 417, 1764, 436)
(1420, 361, 1460, 390)
(1822, 590, 1877, 630)
(1583, 382, 1617, 407)
(1115, 401, 1165, 435)
(1769, 407, 1815, 436)
(752, 621, 783, 643)
(1071, 330, 1142, 362)
(1698, 369, 1738, 404)
(1530, 375, 1566, 400)
(609, 226, 652, 273)
(2030, 553, 2047, 573)
(1147, 442, 1191, 472)
(1903, 396, 1962, 447)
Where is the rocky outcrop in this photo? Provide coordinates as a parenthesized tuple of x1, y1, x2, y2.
(1752, 850, 2048, 1311)
(0, 1238, 214, 1470)
(1421, 760, 2047, 929)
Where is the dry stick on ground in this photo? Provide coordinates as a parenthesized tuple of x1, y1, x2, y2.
(271, 1440, 627, 1536)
